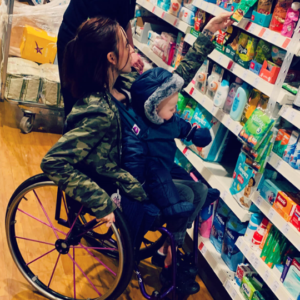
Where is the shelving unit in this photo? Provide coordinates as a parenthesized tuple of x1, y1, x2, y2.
(252, 192, 300, 252)
(176, 139, 252, 222)
(192, 0, 300, 55)
(133, 38, 175, 71)
(187, 226, 244, 300)
(279, 105, 300, 130)
(236, 237, 295, 300)
(136, 0, 191, 33)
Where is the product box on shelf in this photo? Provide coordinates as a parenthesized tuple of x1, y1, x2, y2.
(184, 104, 229, 162)
(251, 11, 272, 27)
(273, 191, 300, 222)
(235, 263, 256, 286)
(231, 2, 255, 19)
(249, 60, 263, 75)
(259, 60, 280, 84)
(283, 257, 300, 300)
(290, 204, 300, 232)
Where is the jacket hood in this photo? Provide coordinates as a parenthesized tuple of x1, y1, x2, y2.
(131, 68, 184, 125)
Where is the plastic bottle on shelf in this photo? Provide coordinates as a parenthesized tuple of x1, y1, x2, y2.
(213, 80, 229, 108)
(230, 82, 250, 122)
(251, 217, 269, 251)
(223, 77, 243, 114)
(244, 213, 264, 244)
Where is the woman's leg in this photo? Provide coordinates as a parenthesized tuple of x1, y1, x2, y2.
(173, 179, 208, 229)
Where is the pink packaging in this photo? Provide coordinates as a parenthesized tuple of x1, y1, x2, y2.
(198, 201, 216, 238)
(167, 42, 176, 65)
(153, 38, 169, 52)
(152, 46, 164, 59)
(161, 32, 176, 43)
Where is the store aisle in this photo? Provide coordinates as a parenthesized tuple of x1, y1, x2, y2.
(0, 102, 213, 300)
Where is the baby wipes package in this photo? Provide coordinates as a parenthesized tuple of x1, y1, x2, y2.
(210, 199, 231, 253)
(230, 152, 261, 210)
(283, 257, 300, 299)
(179, 6, 195, 26)
(181, 99, 197, 121)
(238, 109, 275, 151)
(221, 213, 248, 272)
(185, 104, 229, 162)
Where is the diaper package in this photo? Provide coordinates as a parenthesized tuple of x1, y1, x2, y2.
(168, 0, 182, 16)
(221, 213, 248, 272)
(181, 99, 197, 121)
(174, 149, 194, 172)
(179, 6, 195, 26)
(230, 152, 261, 210)
(283, 257, 300, 299)
(185, 104, 229, 162)
(210, 199, 231, 253)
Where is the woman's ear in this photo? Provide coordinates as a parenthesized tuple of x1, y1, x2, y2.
(107, 51, 117, 65)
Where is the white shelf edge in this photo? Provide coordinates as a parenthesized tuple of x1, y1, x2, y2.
(176, 139, 251, 222)
(186, 226, 244, 300)
(279, 105, 300, 130)
(136, 0, 191, 34)
(252, 192, 300, 252)
(236, 237, 295, 300)
(185, 83, 243, 137)
(193, 0, 296, 55)
(184, 33, 197, 46)
(268, 152, 300, 190)
(133, 38, 175, 72)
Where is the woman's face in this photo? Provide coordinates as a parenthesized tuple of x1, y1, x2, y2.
(117, 27, 133, 73)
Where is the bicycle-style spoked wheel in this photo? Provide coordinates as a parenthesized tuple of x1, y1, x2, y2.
(5, 174, 134, 300)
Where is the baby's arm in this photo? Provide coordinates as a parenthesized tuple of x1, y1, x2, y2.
(177, 116, 212, 147)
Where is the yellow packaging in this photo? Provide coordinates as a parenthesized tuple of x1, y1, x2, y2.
(20, 25, 57, 64)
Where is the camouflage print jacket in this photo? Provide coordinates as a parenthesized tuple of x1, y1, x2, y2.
(41, 33, 215, 219)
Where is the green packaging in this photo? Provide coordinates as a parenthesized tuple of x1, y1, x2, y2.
(252, 290, 274, 300)
(231, 0, 259, 22)
(282, 83, 298, 95)
(235, 33, 259, 69)
(181, 99, 197, 122)
(176, 93, 190, 116)
(261, 225, 276, 261)
(238, 109, 275, 151)
(240, 274, 264, 300)
(254, 40, 272, 64)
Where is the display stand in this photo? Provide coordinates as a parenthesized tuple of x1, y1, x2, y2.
(0, 0, 66, 133)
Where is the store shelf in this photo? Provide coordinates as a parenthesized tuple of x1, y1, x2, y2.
(185, 82, 243, 136)
(193, 0, 299, 55)
(236, 237, 295, 300)
(184, 33, 197, 46)
(136, 0, 191, 34)
(268, 152, 300, 190)
(279, 105, 300, 130)
(176, 139, 251, 222)
(208, 49, 295, 104)
(252, 192, 300, 252)
(186, 227, 244, 300)
(133, 38, 175, 72)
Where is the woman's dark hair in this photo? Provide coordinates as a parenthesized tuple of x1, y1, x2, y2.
(63, 17, 120, 99)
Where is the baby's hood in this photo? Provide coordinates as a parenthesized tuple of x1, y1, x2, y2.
(130, 67, 184, 125)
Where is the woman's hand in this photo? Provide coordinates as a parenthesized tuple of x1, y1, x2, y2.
(131, 52, 144, 73)
(96, 212, 115, 228)
(202, 12, 234, 40)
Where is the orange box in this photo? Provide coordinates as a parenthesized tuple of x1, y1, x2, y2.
(273, 191, 300, 222)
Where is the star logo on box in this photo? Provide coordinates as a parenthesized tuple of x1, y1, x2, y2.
(35, 41, 43, 54)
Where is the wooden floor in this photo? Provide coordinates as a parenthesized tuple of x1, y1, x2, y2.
(0, 101, 213, 300)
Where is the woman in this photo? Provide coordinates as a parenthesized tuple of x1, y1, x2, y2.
(41, 13, 233, 295)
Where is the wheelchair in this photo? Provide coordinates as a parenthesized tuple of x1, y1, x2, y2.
(5, 173, 200, 300)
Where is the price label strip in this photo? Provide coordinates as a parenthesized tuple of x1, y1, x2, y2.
(281, 222, 290, 236)
(236, 238, 243, 249)
(255, 195, 263, 207)
(199, 241, 207, 255)
(224, 279, 232, 294)
(250, 253, 256, 265)
(271, 280, 279, 294)
(267, 208, 276, 222)
(225, 117, 232, 128)
(253, 257, 261, 270)
(252, 77, 259, 89)
(263, 269, 270, 282)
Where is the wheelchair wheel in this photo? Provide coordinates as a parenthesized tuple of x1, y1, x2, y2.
(5, 174, 134, 300)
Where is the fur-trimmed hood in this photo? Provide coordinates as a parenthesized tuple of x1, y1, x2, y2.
(131, 68, 184, 124)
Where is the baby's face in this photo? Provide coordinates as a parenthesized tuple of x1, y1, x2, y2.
(156, 92, 178, 121)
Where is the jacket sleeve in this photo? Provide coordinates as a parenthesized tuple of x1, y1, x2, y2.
(40, 115, 117, 219)
(174, 32, 215, 90)
(177, 117, 212, 147)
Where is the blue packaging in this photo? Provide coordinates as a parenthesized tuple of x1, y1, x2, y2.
(178, 7, 195, 26)
(157, 0, 171, 11)
(221, 213, 248, 272)
(283, 257, 300, 299)
(183, 0, 198, 12)
(290, 138, 300, 169)
(283, 130, 299, 163)
(229, 152, 257, 210)
(209, 199, 230, 253)
(184, 104, 229, 162)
